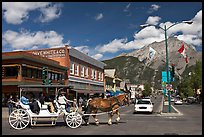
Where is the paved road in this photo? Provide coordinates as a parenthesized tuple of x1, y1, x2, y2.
(2, 101, 202, 135)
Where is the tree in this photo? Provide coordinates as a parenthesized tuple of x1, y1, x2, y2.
(179, 78, 194, 98)
(190, 61, 202, 94)
(177, 61, 202, 98)
(143, 82, 152, 97)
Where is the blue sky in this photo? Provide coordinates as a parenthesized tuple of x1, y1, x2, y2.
(2, 2, 202, 60)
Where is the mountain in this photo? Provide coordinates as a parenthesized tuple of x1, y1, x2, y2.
(103, 37, 202, 89)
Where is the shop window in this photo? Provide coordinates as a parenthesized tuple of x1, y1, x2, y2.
(27, 68, 32, 78)
(37, 69, 42, 79)
(55, 73, 58, 80)
(4, 67, 18, 77)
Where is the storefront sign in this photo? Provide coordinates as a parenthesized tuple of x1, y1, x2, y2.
(31, 49, 66, 58)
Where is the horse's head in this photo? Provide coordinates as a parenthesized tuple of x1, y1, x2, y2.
(117, 94, 130, 106)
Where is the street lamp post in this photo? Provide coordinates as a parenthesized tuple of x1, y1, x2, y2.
(140, 20, 193, 113)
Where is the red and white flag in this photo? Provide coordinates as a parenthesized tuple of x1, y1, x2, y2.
(178, 42, 188, 63)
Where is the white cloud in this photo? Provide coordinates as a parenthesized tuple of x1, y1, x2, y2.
(148, 4, 160, 13)
(177, 34, 202, 46)
(123, 3, 131, 12)
(38, 3, 62, 23)
(146, 16, 161, 25)
(2, 29, 65, 50)
(74, 46, 90, 54)
(96, 10, 202, 54)
(134, 26, 163, 39)
(96, 38, 128, 53)
(151, 4, 160, 11)
(95, 13, 103, 20)
(2, 2, 61, 24)
(91, 53, 103, 60)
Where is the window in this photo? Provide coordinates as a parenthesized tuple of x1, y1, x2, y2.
(48, 72, 52, 80)
(37, 69, 42, 79)
(27, 68, 32, 78)
(55, 73, 58, 80)
(94, 70, 97, 80)
(91, 69, 94, 79)
(75, 63, 79, 76)
(80, 65, 84, 77)
(4, 67, 18, 77)
(101, 72, 103, 81)
(98, 72, 101, 81)
(70, 61, 74, 75)
(85, 67, 89, 78)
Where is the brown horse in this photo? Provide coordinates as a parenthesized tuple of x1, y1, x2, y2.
(82, 93, 129, 125)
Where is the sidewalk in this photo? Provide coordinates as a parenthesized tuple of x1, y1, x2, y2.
(160, 101, 183, 116)
(2, 107, 9, 119)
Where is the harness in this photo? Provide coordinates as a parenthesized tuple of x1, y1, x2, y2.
(102, 96, 121, 112)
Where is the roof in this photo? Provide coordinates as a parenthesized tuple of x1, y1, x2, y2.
(104, 69, 116, 78)
(69, 47, 106, 69)
(2, 51, 67, 70)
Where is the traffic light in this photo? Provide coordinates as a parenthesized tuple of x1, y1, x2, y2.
(42, 79, 47, 85)
(42, 67, 48, 85)
(48, 79, 52, 85)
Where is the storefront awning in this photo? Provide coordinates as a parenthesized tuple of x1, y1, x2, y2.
(71, 89, 105, 94)
(106, 90, 124, 97)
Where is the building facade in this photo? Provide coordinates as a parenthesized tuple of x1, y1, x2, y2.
(104, 69, 123, 97)
(26, 45, 106, 99)
(2, 51, 68, 106)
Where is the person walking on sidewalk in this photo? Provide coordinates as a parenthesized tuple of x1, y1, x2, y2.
(7, 95, 15, 115)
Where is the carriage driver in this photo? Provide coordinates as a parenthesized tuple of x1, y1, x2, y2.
(57, 92, 72, 112)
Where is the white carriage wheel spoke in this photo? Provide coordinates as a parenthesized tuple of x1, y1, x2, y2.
(19, 121, 23, 129)
(21, 120, 28, 125)
(15, 121, 20, 129)
(10, 119, 18, 122)
(9, 115, 17, 119)
(11, 120, 18, 125)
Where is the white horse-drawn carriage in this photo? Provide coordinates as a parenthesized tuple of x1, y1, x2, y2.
(9, 85, 82, 130)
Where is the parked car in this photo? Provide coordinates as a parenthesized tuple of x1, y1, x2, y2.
(186, 97, 197, 104)
(174, 99, 183, 105)
(134, 99, 153, 114)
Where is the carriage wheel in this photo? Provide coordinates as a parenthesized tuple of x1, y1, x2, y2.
(66, 112, 82, 128)
(9, 109, 30, 130)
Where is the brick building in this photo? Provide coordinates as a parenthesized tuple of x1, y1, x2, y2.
(2, 51, 68, 105)
(26, 45, 106, 99)
(2, 45, 106, 105)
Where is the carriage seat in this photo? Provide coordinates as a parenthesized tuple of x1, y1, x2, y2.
(19, 101, 30, 109)
(36, 100, 48, 110)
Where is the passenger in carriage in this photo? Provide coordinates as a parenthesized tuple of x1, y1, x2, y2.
(20, 93, 40, 114)
(38, 92, 55, 113)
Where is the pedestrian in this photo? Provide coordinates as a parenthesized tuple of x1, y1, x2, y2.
(79, 97, 84, 109)
(7, 95, 15, 115)
(14, 95, 20, 109)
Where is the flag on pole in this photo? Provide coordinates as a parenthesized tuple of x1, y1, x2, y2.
(178, 42, 188, 63)
(149, 47, 156, 61)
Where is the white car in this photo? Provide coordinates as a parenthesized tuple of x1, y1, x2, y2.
(174, 99, 183, 105)
(134, 99, 153, 114)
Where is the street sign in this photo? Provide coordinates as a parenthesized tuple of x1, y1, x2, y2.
(162, 71, 174, 82)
